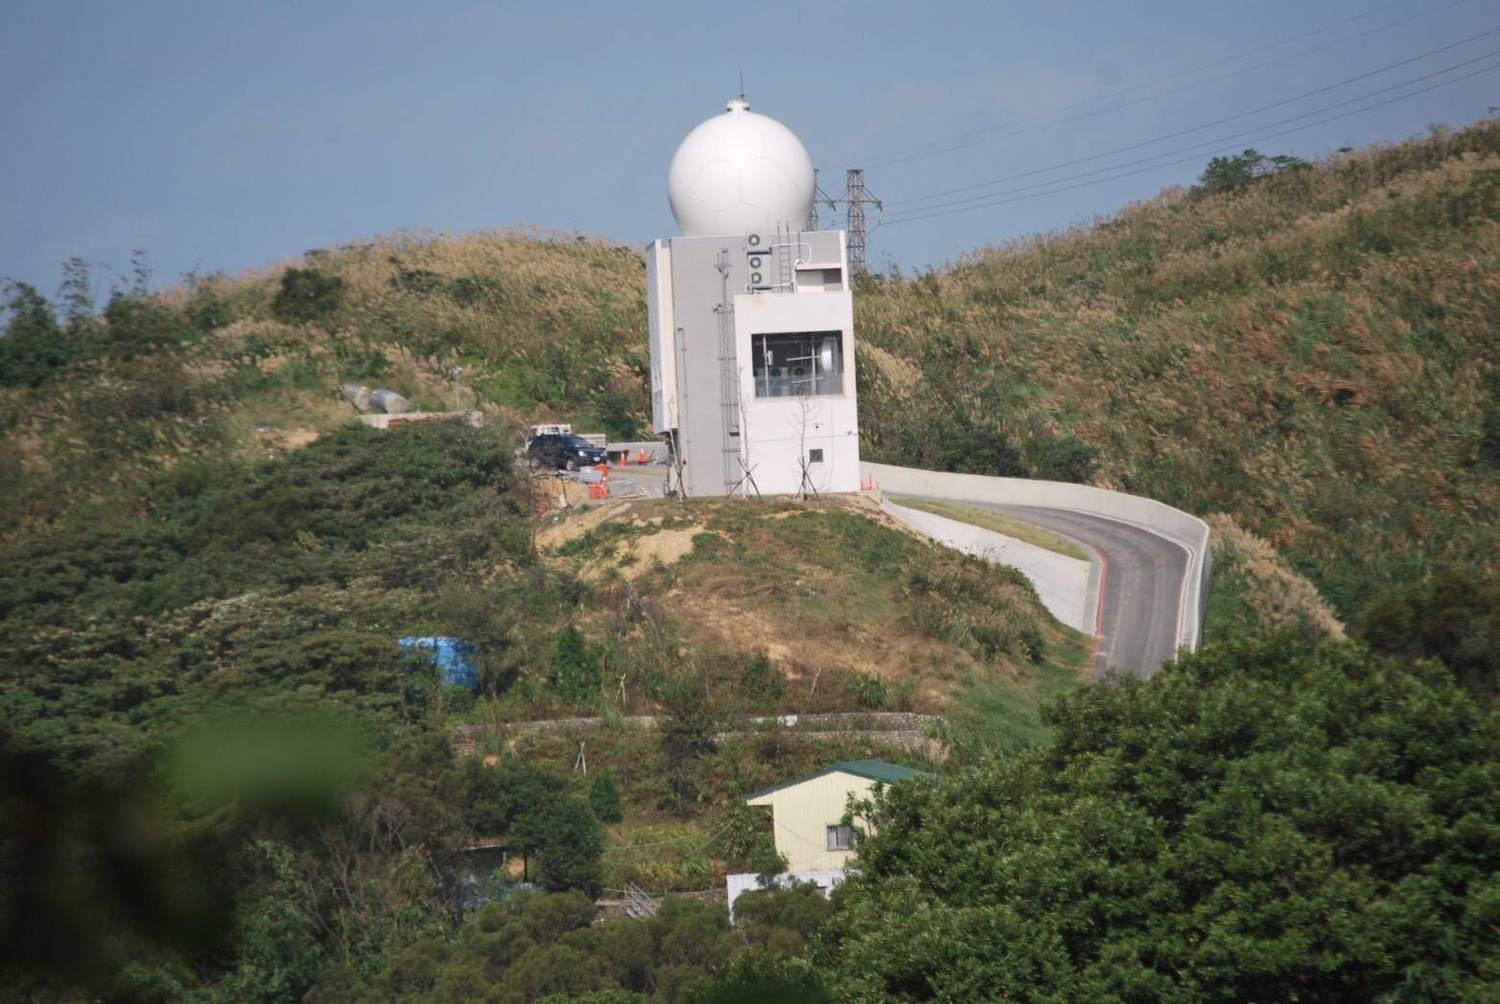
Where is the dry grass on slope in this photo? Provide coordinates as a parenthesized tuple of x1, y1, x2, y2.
(5, 228, 652, 528)
(536, 495, 1090, 722)
(856, 119, 1500, 618)
(1204, 513, 1346, 644)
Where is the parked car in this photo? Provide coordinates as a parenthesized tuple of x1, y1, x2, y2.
(527, 433, 607, 471)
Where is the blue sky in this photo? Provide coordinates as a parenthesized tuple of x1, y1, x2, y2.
(2, 0, 1495, 298)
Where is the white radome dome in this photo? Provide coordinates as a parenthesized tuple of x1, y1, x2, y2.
(668, 98, 815, 237)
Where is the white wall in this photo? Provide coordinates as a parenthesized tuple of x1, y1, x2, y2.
(734, 290, 860, 495)
(645, 240, 677, 436)
(725, 870, 846, 922)
(881, 500, 1094, 632)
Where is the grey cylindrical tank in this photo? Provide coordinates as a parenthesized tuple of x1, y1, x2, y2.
(341, 383, 372, 410)
(370, 388, 408, 414)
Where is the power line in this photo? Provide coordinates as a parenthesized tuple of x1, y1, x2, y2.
(880, 48, 1500, 223)
(877, 59, 1499, 229)
(885, 26, 1500, 212)
(870, 1, 1472, 171)
(858, 0, 1452, 169)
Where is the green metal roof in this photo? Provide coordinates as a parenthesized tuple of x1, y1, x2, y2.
(743, 758, 932, 801)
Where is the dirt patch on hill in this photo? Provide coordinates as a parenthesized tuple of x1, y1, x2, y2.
(535, 500, 623, 550)
(618, 527, 701, 580)
(271, 427, 321, 450)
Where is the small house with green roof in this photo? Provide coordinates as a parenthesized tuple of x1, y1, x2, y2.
(727, 759, 931, 917)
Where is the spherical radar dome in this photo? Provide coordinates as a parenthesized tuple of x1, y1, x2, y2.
(668, 98, 816, 237)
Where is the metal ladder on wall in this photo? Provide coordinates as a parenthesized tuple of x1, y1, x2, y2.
(775, 224, 796, 293)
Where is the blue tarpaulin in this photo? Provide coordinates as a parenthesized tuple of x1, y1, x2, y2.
(399, 636, 479, 691)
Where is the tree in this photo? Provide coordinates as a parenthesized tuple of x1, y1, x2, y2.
(588, 768, 623, 824)
(1199, 149, 1267, 193)
(822, 633, 1500, 1001)
(732, 882, 832, 956)
(550, 625, 602, 706)
(101, 286, 194, 359)
(0, 281, 72, 388)
(684, 952, 827, 1004)
(271, 267, 346, 325)
(1355, 571, 1499, 702)
(1197, 149, 1308, 195)
(515, 889, 596, 943)
(658, 673, 718, 814)
(527, 798, 604, 896)
(467, 759, 604, 896)
(736, 651, 782, 710)
(57, 256, 95, 325)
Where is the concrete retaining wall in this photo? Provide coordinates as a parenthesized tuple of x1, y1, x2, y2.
(726, 869, 846, 922)
(882, 500, 1093, 632)
(358, 410, 484, 429)
(865, 462, 1212, 651)
(605, 440, 670, 465)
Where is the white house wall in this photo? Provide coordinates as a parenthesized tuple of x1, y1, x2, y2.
(745, 769, 881, 873)
(733, 291, 860, 496)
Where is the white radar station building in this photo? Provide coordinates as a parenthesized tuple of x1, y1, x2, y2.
(647, 98, 859, 498)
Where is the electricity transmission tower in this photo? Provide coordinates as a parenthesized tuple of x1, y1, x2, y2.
(806, 170, 823, 229)
(823, 169, 882, 274)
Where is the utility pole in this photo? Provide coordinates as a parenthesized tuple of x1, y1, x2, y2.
(823, 169, 882, 274)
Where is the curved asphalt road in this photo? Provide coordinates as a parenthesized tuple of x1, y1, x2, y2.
(911, 499, 1188, 680)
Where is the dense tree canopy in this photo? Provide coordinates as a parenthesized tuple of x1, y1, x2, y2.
(1355, 572, 1499, 704)
(822, 633, 1499, 1002)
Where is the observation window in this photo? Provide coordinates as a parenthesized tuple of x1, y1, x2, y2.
(752, 331, 843, 398)
(826, 824, 855, 851)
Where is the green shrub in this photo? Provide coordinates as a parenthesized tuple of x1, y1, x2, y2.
(550, 625, 602, 706)
(271, 267, 346, 324)
(736, 652, 782, 710)
(588, 768, 623, 824)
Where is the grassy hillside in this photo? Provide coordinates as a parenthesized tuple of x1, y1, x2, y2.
(9, 122, 1496, 623)
(857, 119, 1500, 617)
(3, 120, 1497, 1002)
(1, 228, 648, 530)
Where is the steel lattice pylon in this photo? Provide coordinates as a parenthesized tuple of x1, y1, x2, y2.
(824, 168, 882, 274)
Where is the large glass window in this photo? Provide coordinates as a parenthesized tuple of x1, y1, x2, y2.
(752, 331, 844, 398)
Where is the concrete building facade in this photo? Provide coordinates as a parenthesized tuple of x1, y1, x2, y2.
(647, 228, 859, 498)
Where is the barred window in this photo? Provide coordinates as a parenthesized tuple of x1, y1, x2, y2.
(826, 824, 855, 851)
